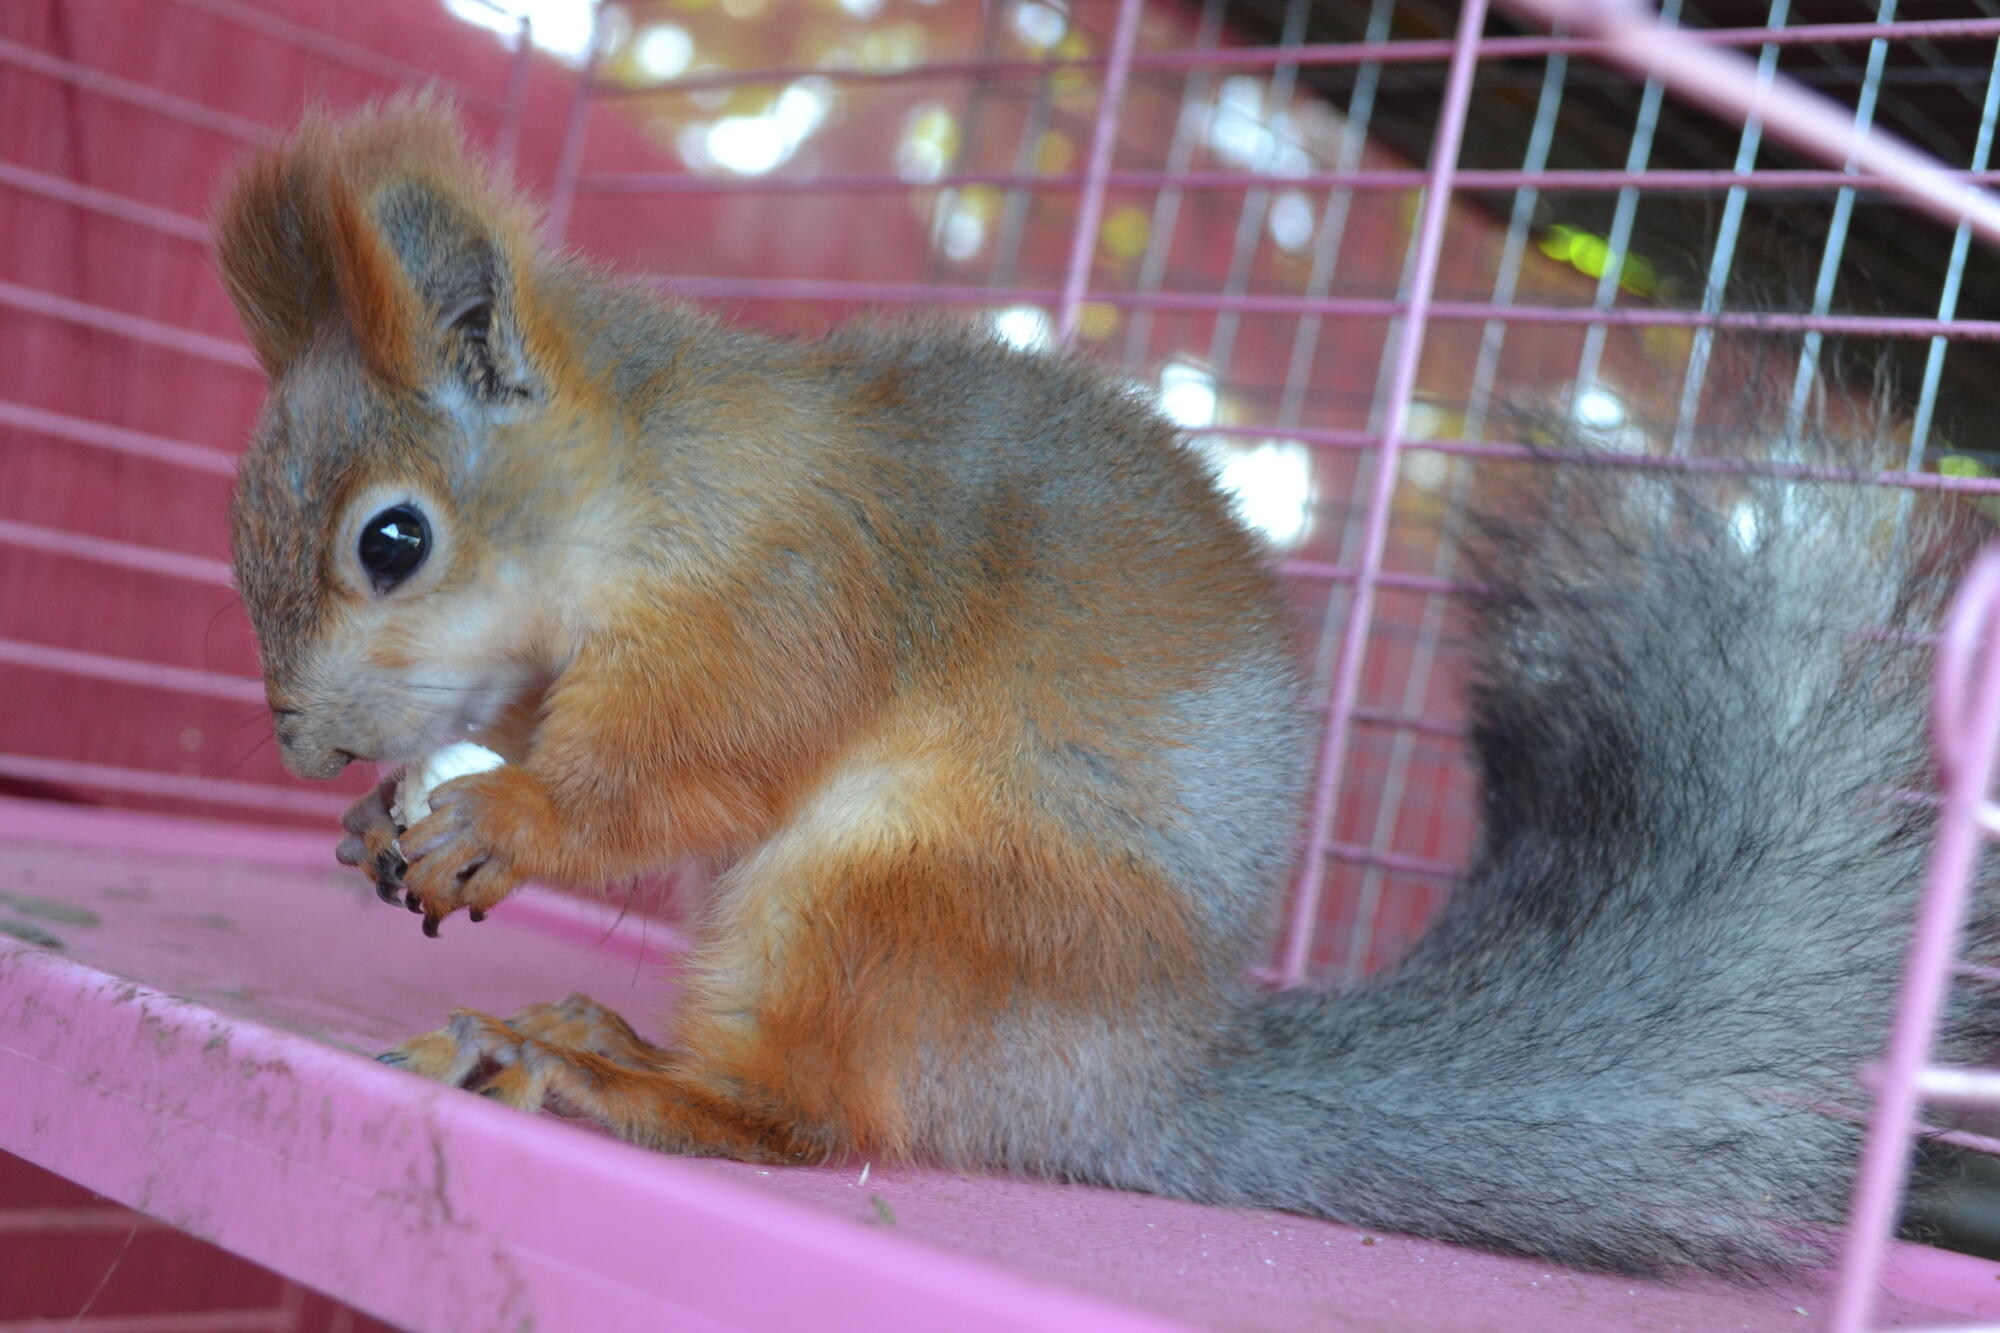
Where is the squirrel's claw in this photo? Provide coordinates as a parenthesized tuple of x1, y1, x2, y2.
(394, 770, 531, 935)
(372, 849, 407, 904)
(336, 776, 407, 908)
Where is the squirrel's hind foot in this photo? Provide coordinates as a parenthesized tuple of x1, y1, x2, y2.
(376, 995, 665, 1112)
(375, 996, 813, 1162)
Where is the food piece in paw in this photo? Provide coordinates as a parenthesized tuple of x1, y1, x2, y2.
(391, 742, 506, 831)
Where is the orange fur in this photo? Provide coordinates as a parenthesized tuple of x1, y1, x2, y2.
(216, 97, 1294, 1177)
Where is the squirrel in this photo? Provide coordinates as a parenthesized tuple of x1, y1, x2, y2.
(212, 97, 1995, 1279)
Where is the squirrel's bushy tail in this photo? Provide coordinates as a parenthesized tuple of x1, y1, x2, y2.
(1145, 462, 1995, 1276)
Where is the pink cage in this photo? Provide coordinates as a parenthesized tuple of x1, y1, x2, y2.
(6, 0, 2000, 1329)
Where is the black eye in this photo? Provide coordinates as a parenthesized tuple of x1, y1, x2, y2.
(358, 504, 429, 591)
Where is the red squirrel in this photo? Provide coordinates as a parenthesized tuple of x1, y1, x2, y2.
(213, 98, 1994, 1277)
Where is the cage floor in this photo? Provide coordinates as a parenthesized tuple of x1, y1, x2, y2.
(0, 796, 1991, 1333)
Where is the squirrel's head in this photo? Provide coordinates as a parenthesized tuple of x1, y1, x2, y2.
(213, 97, 584, 778)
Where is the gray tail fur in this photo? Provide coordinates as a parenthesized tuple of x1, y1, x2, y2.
(1154, 463, 1995, 1276)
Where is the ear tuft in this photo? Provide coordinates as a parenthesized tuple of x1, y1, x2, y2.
(211, 145, 341, 378)
(210, 92, 541, 386)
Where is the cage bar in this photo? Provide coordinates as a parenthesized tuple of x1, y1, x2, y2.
(1278, 0, 1490, 986)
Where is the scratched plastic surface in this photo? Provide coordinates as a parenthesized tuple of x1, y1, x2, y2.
(0, 796, 1993, 1333)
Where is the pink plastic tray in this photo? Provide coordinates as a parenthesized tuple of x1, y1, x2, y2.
(1, 794, 1993, 1333)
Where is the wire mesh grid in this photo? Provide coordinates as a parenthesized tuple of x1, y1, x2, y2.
(8, 1, 2000, 1327)
(538, 0, 2000, 975)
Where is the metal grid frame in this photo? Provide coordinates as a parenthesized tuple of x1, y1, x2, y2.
(533, 5, 2000, 1325)
(9, 3, 2000, 1327)
(0, 0, 536, 821)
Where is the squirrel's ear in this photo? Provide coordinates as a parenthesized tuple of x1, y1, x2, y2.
(212, 95, 543, 397)
(212, 132, 349, 378)
(364, 166, 538, 404)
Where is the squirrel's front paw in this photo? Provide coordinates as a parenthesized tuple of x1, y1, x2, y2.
(397, 768, 547, 937)
(335, 775, 407, 906)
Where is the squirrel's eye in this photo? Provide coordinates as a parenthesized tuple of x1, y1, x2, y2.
(358, 504, 429, 591)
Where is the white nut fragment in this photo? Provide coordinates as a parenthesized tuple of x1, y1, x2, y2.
(391, 742, 506, 829)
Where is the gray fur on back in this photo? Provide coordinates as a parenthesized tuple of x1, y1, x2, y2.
(1089, 464, 1992, 1277)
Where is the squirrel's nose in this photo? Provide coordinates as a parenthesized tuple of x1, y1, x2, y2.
(277, 744, 355, 781)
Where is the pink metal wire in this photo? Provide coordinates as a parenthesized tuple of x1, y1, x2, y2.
(0, 755, 345, 818)
(646, 274, 2000, 341)
(0, 37, 275, 145)
(1443, 3, 2000, 1325)
(1278, 560, 1474, 592)
(0, 2, 537, 848)
(0, 640, 261, 706)
(496, 16, 534, 169)
(1326, 843, 1458, 880)
(1828, 549, 2000, 1333)
(582, 165, 2000, 198)
(0, 161, 209, 243)
(547, 1, 606, 244)
(590, 18, 2000, 98)
(0, 521, 234, 588)
(163, 0, 511, 112)
(0, 401, 239, 476)
(1211, 423, 2000, 495)
(1057, 0, 1145, 343)
(1275, 0, 1491, 987)
(0, 280, 259, 370)
(1504, 0, 2000, 251)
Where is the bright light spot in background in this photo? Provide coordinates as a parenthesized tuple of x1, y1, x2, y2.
(855, 23, 928, 72)
(1191, 75, 1313, 178)
(1074, 302, 1118, 341)
(634, 25, 693, 80)
(1197, 438, 1315, 549)
(1402, 449, 1450, 491)
(1268, 189, 1315, 252)
(991, 306, 1053, 352)
(1402, 400, 1444, 443)
(678, 77, 833, 177)
(840, 0, 886, 16)
(1158, 360, 1219, 430)
(929, 188, 999, 263)
(1537, 224, 1659, 297)
(1572, 386, 1626, 430)
(897, 104, 958, 183)
(1012, 0, 1069, 51)
(1400, 403, 1451, 490)
(1099, 206, 1151, 260)
(699, 117, 789, 175)
(773, 78, 833, 140)
(1034, 129, 1075, 174)
(938, 207, 986, 261)
(900, 145, 944, 180)
(442, 0, 604, 64)
(1566, 386, 1646, 455)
